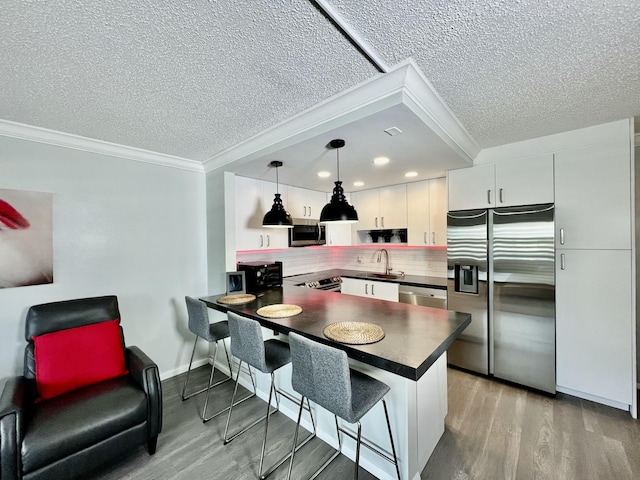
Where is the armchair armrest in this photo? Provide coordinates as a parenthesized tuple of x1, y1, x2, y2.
(125, 347, 162, 439)
(1, 377, 28, 480)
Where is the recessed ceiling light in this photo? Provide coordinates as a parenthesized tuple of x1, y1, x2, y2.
(373, 157, 389, 165)
(353, 181, 364, 187)
(317, 171, 331, 178)
(405, 171, 418, 178)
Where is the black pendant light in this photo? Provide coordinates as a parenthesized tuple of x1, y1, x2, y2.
(320, 139, 358, 223)
(262, 160, 293, 228)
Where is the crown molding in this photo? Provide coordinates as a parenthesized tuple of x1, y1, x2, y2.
(0, 119, 204, 172)
(203, 59, 478, 173)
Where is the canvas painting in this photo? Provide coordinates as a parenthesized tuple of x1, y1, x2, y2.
(0, 188, 53, 288)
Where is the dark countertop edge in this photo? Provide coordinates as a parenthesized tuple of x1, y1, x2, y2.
(200, 294, 470, 382)
(284, 269, 448, 290)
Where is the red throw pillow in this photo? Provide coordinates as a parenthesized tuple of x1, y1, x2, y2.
(33, 319, 128, 400)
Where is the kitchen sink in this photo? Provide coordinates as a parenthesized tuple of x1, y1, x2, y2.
(358, 273, 404, 280)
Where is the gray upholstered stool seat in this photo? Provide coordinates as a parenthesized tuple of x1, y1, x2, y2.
(224, 312, 315, 480)
(287, 332, 401, 480)
(182, 296, 240, 423)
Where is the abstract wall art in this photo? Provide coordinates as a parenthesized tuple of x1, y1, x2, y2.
(0, 188, 53, 288)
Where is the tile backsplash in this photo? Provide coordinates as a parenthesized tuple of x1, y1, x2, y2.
(236, 245, 447, 278)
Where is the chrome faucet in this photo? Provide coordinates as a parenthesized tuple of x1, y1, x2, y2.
(376, 249, 391, 275)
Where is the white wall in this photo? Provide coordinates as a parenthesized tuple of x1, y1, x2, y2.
(0, 135, 208, 388)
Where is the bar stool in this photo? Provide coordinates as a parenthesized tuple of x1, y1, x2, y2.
(286, 332, 401, 480)
(223, 312, 316, 480)
(182, 296, 253, 423)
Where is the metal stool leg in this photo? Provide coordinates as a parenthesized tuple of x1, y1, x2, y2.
(223, 361, 265, 444)
(181, 334, 202, 400)
(382, 399, 401, 480)
(354, 421, 362, 480)
(258, 381, 316, 480)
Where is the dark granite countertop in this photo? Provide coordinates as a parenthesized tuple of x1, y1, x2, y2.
(201, 285, 469, 381)
(283, 269, 447, 290)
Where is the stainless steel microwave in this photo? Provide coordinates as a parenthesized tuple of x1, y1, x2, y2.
(289, 219, 326, 247)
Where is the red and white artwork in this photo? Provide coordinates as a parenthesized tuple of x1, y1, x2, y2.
(0, 188, 53, 288)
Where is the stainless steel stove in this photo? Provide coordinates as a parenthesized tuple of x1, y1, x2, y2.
(294, 275, 342, 292)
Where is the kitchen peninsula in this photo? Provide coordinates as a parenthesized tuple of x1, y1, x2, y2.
(201, 285, 470, 480)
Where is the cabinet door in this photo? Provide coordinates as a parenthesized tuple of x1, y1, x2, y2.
(494, 154, 554, 207)
(235, 176, 267, 250)
(556, 249, 633, 406)
(379, 184, 407, 229)
(555, 142, 631, 250)
(407, 181, 430, 245)
(353, 189, 380, 230)
(428, 177, 447, 246)
(447, 164, 495, 211)
(286, 185, 308, 218)
(326, 223, 353, 246)
(306, 189, 327, 220)
(341, 278, 398, 302)
(261, 181, 289, 249)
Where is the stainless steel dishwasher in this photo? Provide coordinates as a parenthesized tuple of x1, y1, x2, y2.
(398, 285, 447, 309)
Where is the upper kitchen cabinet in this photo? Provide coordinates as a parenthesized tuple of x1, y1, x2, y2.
(286, 186, 326, 220)
(555, 142, 631, 250)
(235, 176, 288, 250)
(407, 177, 447, 246)
(354, 185, 408, 230)
(447, 155, 554, 211)
(324, 192, 354, 246)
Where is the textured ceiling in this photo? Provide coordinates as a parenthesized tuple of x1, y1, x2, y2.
(1, 1, 639, 171)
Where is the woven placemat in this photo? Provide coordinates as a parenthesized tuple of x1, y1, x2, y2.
(323, 322, 385, 345)
(256, 304, 302, 318)
(217, 293, 256, 305)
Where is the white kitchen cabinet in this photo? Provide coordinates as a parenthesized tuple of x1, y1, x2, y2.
(447, 163, 494, 211)
(235, 176, 288, 250)
(556, 249, 633, 407)
(407, 177, 446, 246)
(324, 192, 354, 246)
(286, 185, 326, 220)
(353, 185, 407, 230)
(341, 277, 399, 302)
(554, 142, 631, 250)
(447, 155, 554, 210)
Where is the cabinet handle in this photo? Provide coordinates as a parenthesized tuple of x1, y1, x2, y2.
(308, 206, 311, 217)
(487, 189, 492, 205)
(432, 232, 435, 245)
(560, 253, 565, 270)
(365, 284, 369, 295)
(303, 206, 307, 217)
(260, 235, 264, 247)
(375, 217, 378, 228)
(266, 235, 270, 247)
(381, 217, 384, 228)
(560, 228, 565, 245)
(424, 232, 427, 244)
(371, 284, 375, 296)
(499, 188, 504, 203)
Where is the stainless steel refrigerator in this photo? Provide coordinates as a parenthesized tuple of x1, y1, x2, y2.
(447, 204, 556, 393)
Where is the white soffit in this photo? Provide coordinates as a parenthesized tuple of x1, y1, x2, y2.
(204, 60, 479, 177)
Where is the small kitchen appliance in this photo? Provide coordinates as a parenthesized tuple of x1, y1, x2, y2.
(237, 261, 283, 293)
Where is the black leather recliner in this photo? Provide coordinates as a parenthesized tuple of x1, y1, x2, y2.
(0, 295, 163, 480)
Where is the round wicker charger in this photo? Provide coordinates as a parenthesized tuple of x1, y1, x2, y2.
(323, 322, 385, 345)
(217, 293, 256, 305)
(256, 304, 303, 318)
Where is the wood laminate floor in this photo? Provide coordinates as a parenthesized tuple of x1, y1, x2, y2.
(92, 366, 639, 480)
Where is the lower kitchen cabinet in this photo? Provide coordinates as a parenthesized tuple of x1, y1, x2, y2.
(556, 248, 634, 408)
(341, 277, 399, 302)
